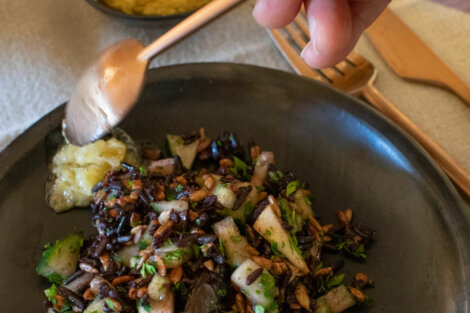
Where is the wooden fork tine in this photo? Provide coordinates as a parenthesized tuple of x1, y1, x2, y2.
(268, 29, 325, 82)
(284, 25, 308, 49)
(294, 14, 309, 37)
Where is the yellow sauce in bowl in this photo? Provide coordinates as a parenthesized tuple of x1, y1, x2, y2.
(102, 0, 211, 16)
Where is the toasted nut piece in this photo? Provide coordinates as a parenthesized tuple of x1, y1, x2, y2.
(245, 245, 259, 256)
(175, 176, 187, 186)
(130, 212, 141, 226)
(79, 263, 98, 274)
(132, 180, 143, 190)
(188, 209, 199, 221)
(250, 146, 260, 160)
(131, 225, 147, 235)
(105, 298, 122, 311)
(323, 235, 332, 243)
(109, 209, 118, 218)
(204, 260, 215, 271)
(309, 216, 323, 233)
(99, 253, 111, 271)
(156, 191, 165, 201)
(290, 303, 302, 310)
(295, 284, 310, 309)
(128, 288, 137, 300)
(169, 266, 183, 283)
(130, 191, 139, 200)
(251, 256, 273, 270)
(309, 224, 322, 243)
(204, 175, 215, 191)
(83, 288, 95, 301)
(144, 149, 160, 160)
(112, 275, 134, 285)
(156, 256, 166, 276)
(190, 189, 208, 202)
(169, 182, 178, 189)
(219, 158, 234, 168)
(272, 262, 285, 275)
(271, 256, 283, 263)
(314, 267, 333, 277)
(246, 300, 254, 313)
(354, 272, 372, 287)
(137, 287, 148, 298)
(349, 286, 366, 302)
(322, 224, 333, 234)
(258, 192, 268, 202)
(154, 221, 174, 239)
(337, 209, 353, 225)
(197, 138, 211, 153)
(235, 293, 246, 313)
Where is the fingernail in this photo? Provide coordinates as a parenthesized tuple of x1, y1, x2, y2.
(309, 17, 319, 55)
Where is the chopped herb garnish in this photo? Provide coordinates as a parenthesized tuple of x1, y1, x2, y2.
(231, 235, 242, 242)
(351, 244, 367, 260)
(244, 202, 254, 218)
(327, 273, 345, 288)
(259, 272, 276, 300)
(219, 238, 226, 259)
(254, 304, 266, 313)
(270, 242, 283, 257)
(264, 229, 272, 237)
(140, 263, 157, 278)
(44, 284, 57, 302)
(105, 298, 115, 310)
(304, 195, 312, 205)
(230, 156, 249, 178)
(128, 180, 133, 188)
(216, 289, 227, 297)
(288, 233, 302, 256)
(139, 166, 148, 176)
(162, 249, 185, 264)
(138, 298, 151, 312)
(286, 180, 300, 196)
(175, 184, 184, 192)
(138, 240, 149, 250)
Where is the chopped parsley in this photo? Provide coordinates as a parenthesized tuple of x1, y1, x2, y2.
(139, 166, 147, 176)
(105, 298, 115, 310)
(244, 202, 254, 219)
(288, 233, 302, 256)
(174, 282, 189, 295)
(264, 229, 272, 237)
(286, 180, 300, 196)
(140, 263, 157, 278)
(44, 284, 57, 303)
(162, 248, 186, 264)
(351, 244, 367, 260)
(254, 304, 266, 313)
(138, 298, 151, 312)
(270, 242, 283, 257)
(231, 235, 242, 242)
(231, 156, 249, 178)
(304, 195, 312, 205)
(219, 238, 226, 259)
(175, 184, 184, 192)
(216, 289, 227, 297)
(137, 240, 149, 250)
(327, 273, 345, 288)
(128, 180, 133, 188)
(259, 272, 276, 300)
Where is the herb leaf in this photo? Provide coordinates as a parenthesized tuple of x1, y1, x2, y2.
(286, 181, 300, 196)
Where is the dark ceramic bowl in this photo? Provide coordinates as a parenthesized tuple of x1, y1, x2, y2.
(84, 0, 193, 27)
(1, 63, 469, 312)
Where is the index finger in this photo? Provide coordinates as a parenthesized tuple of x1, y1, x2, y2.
(253, 0, 304, 28)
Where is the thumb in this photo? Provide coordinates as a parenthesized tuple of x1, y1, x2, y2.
(301, 0, 353, 68)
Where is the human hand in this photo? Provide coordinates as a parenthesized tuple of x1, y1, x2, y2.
(253, 0, 391, 68)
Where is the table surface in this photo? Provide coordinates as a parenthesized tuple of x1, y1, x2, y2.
(1, 0, 469, 179)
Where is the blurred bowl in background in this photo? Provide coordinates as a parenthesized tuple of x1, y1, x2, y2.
(84, 0, 202, 27)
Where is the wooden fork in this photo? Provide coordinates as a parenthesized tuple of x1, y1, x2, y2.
(268, 11, 470, 197)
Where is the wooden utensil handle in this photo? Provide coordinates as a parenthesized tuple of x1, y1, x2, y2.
(362, 84, 470, 196)
(443, 75, 470, 106)
(138, 0, 244, 61)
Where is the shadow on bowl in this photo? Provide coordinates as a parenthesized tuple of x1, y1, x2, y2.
(84, 0, 194, 27)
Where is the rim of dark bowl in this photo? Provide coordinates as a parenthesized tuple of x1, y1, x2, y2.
(84, 0, 195, 21)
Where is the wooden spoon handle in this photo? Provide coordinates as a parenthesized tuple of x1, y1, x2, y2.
(138, 0, 244, 61)
(362, 84, 470, 196)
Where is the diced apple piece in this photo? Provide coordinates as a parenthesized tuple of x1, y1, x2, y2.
(294, 189, 314, 219)
(251, 151, 274, 187)
(138, 290, 175, 313)
(231, 259, 277, 311)
(212, 184, 236, 209)
(214, 217, 251, 267)
(253, 204, 309, 274)
(315, 285, 356, 313)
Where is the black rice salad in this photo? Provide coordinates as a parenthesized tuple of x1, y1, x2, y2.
(37, 129, 375, 313)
